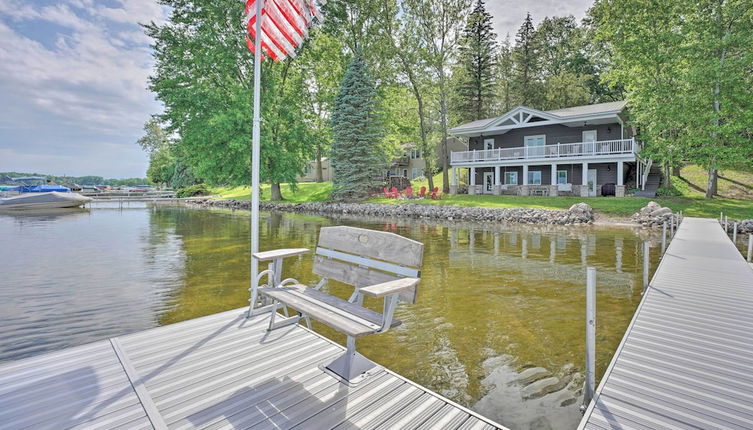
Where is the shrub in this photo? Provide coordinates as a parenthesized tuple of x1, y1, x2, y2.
(176, 184, 209, 198)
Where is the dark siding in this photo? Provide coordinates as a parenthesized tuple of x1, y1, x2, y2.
(469, 122, 622, 151)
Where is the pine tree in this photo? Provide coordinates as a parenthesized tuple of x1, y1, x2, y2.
(513, 12, 541, 107)
(330, 55, 385, 201)
(455, 0, 498, 122)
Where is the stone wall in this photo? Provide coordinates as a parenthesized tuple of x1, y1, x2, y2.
(185, 198, 595, 225)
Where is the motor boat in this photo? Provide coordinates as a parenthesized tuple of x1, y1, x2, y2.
(0, 177, 92, 210)
(0, 191, 92, 210)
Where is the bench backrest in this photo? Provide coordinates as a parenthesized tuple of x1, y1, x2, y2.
(313, 226, 424, 303)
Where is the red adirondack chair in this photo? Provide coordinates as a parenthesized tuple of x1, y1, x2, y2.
(391, 187, 399, 198)
(419, 186, 427, 198)
(383, 187, 392, 198)
(430, 186, 442, 200)
(405, 186, 414, 198)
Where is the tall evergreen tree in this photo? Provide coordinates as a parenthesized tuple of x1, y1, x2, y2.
(455, 0, 498, 122)
(330, 56, 385, 201)
(513, 13, 542, 107)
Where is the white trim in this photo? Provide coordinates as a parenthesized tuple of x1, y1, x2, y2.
(527, 170, 542, 185)
(483, 171, 494, 194)
(557, 170, 568, 185)
(582, 130, 597, 143)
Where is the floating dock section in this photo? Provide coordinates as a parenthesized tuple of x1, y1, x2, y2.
(0, 308, 503, 430)
(580, 217, 753, 429)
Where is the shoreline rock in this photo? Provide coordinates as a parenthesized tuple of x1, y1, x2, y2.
(632, 201, 678, 228)
(184, 198, 596, 226)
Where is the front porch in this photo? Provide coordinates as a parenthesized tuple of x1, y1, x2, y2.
(449, 160, 637, 197)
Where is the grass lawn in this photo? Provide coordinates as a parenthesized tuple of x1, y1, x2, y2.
(210, 182, 332, 203)
(209, 167, 753, 219)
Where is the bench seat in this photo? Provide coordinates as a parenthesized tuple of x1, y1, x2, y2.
(259, 284, 402, 338)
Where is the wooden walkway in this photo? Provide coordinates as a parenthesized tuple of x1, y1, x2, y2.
(0, 308, 504, 430)
(580, 217, 753, 429)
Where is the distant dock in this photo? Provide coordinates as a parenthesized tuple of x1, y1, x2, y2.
(579, 217, 753, 429)
(0, 308, 504, 430)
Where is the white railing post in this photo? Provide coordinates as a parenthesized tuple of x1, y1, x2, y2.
(748, 234, 752, 263)
(582, 266, 597, 412)
(662, 221, 667, 255)
(733, 222, 738, 243)
(643, 241, 650, 293)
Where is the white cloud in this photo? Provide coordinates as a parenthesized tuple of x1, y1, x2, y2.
(0, 0, 165, 177)
(487, 0, 594, 40)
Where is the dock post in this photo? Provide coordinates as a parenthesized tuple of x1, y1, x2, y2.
(733, 222, 738, 243)
(725, 216, 728, 232)
(662, 221, 667, 255)
(748, 235, 752, 263)
(670, 217, 675, 237)
(643, 241, 650, 293)
(582, 266, 597, 413)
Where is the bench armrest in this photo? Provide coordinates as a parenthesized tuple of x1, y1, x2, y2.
(359, 277, 420, 298)
(253, 248, 309, 262)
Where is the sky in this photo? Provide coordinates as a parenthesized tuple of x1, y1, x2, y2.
(0, 0, 593, 179)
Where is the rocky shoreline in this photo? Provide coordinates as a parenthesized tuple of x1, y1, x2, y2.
(185, 198, 596, 225)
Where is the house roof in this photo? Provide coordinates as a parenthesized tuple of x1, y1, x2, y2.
(449, 100, 627, 135)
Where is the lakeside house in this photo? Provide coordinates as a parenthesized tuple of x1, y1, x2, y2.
(448, 100, 655, 197)
(297, 157, 333, 182)
(386, 137, 468, 180)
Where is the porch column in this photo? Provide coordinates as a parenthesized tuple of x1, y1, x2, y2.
(469, 167, 476, 195)
(581, 162, 589, 197)
(522, 165, 529, 185)
(617, 161, 624, 186)
(493, 165, 501, 195)
(550, 163, 557, 185)
(549, 163, 559, 197)
(450, 167, 458, 194)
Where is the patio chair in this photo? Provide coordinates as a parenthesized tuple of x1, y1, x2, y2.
(418, 186, 427, 198)
(430, 187, 442, 200)
(250, 226, 424, 384)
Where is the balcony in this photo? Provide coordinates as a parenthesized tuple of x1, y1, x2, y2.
(450, 138, 636, 165)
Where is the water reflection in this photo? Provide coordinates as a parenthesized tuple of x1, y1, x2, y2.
(0, 204, 660, 430)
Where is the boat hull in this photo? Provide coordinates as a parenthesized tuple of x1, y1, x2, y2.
(0, 192, 93, 210)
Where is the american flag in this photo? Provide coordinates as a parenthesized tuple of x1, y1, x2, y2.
(244, 0, 317, 61)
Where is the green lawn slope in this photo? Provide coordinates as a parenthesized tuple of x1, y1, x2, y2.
(208, 166, 753, 219)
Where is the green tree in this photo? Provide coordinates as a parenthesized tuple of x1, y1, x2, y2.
(330, 56, 385, 200)
(407, 0, 470, 192)
(455, 0, 498, 122)
(513, 13, 543, 107)
(534, 16, 592, 109)
(145, 0, 314, 200)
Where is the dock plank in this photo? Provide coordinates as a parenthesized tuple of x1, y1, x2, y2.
(0, 307, 504, 429)
(580, 218, 753, 430)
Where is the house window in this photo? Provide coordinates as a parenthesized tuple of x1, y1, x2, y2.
(582, 130, 597, 142)
(410, 149, 421, 159)
(505, 171, 518, 185)
(524, 135, 545, 157)
(411, 168, 418, 179)
(484, 138, 494, 150)
(403, 169, 408, 177)
(557, 170, 568, 184)
(528, 170, 542, 185)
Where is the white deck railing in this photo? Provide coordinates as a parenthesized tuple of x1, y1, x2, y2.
(451, 138, 636, 164)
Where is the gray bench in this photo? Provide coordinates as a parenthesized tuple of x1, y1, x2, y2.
(249, 226, 424, 383)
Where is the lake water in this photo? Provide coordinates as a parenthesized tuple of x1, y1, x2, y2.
(0, 202, 661, 430)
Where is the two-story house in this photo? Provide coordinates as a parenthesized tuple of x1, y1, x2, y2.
(448, 101, 651, 197)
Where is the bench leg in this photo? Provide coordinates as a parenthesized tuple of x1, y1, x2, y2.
(325, 336, 378, 384)
(267, 302, 301, 331)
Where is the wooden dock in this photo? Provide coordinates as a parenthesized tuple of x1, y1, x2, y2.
(0, 308, 504, 430)
(579, 217, 753, 429)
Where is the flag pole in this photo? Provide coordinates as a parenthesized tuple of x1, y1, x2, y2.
(249, 0, 263, 316)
